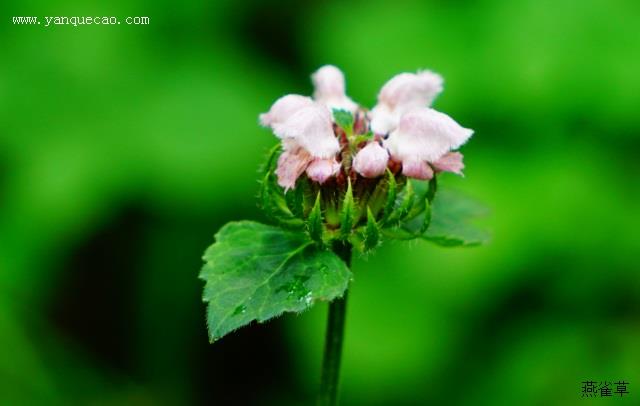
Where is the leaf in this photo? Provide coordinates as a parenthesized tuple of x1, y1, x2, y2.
(307, 191, 323, 244)
(422, 189, 490, 246)
(339, 178, 355, 238)
(332, 109, 354, 133)
(200, 221, 352, 341)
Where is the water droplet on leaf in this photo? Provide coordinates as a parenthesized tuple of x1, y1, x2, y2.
(233, 304, 247, 316)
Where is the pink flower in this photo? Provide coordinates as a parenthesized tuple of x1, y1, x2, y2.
(260, 94, 314, 128)
(370, 71, 443, 134)
(311, 65, 358, 113)
(385, 107, 473, 163)
(275, 147, 313, 191)
(306, 157, 341, 184)
(272, 103, 340, 159)
(432, 151, 465, 175)
(353, 142, 389, 178)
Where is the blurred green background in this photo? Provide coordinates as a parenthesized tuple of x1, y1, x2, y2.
(2, 0, 639, 405)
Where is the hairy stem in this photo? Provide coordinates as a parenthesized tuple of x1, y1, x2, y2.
(318, 242, 352, 406)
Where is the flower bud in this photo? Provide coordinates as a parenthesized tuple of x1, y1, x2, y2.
(259, 94, 314, 128)
(353, 142, 389, 178)
(306, 157, 341, 184)
(311, 65, 358, 113)
(272, 103, 340, 159)
(432, 151, 464, 175)
(385, 107, 473, 163)
(276, 147, 313, 191)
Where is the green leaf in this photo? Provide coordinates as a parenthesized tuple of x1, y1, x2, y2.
(200, 221, 352, 341)
(339, 178, 355, 238)
(422, 189, 490, 246)
(333, 109, 354, 133)
(307, 192, 323, 244)
(363, 207, 380, 252)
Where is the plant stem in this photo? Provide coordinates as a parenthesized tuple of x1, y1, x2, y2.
(318, 242, 352, 406)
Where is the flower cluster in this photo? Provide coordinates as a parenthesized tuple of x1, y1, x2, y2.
(260, 65, 473, 190)
(258, 65, 474, 251)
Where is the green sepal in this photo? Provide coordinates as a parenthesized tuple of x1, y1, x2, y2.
(426, 176, 438, 203)
(339, 178, 356, 239)
(363, 207, 381, 252)
(420, 196, 432, 234)
(333, 109, 354, 134)
(307, 191, 324, 245)
(257, 147, 304, 230)
(380, 169, 397, 223)
(385, 179, 415, 226)
(285, 181, 304, 218)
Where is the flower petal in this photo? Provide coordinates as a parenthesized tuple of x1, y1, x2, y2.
(306, 157, 341, 184)
(353, 142, 389, 178)
(311, 65, 358, 113)
(272, 103, 340, 159)
(276, 148, 313, 191)
(402, 159, 434, 180)
(369, 104, 398, 135)
(386, 108, 473, 162)
(378, 70, 443, 109)
(259, 94, 314, 128)
(370, 70, 443, 134)
(432, 151, 465, 175)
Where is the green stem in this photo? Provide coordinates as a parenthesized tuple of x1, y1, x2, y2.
(318, 242, 352, 406)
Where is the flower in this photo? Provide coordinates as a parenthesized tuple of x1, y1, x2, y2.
(353, 142, 389, 178)
(384, 107, 473, 178)
(369, 71, 443, 135)
(275, 147, 313, 191)
(311, 65, 358, 113)
(259, 94, 314, 128)
(271, 103, 340, 159)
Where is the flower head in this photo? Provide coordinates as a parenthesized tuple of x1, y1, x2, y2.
(259, 66, 475, 251)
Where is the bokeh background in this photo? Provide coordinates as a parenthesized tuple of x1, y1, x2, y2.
(2, 0, 639, 405)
